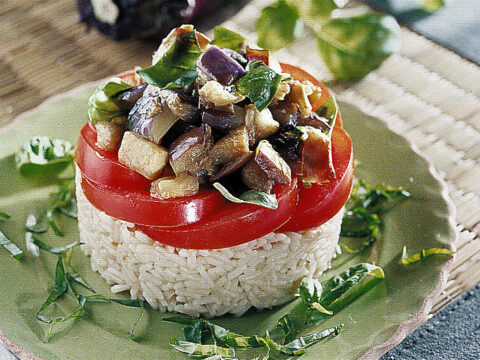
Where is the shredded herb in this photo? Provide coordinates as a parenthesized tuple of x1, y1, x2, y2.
(170, 340, 236, 358)
(340, 180, 410, 253)
(213, 182, 278, 210)
(401, 246, 455, 265)
(277, 314, 295, 343)
(137, 30, 201, 89)
(32, 236, 80, 255)
(0, 229, 24, 260)
(211, 26, 246, 52)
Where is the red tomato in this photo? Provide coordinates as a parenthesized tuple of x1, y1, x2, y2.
(279, 127, 354, 232)
(135, 179, 298, 249)
(75, 123, 152, 191)
(80, 175, 227, 227)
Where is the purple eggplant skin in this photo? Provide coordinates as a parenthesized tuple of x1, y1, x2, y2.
(169, 124, 210, 163)
(197, 46, 246, 86)
(210, 151, 253, 182)
(76, 0, 221, 41)
(115, 84, 147, 109)
(222, 49, 248, 67)
(270, 102, 300, 128)
(201, 106, 245, 132)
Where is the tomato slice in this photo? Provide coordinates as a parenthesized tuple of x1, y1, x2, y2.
(75, 123, 152, 191)
(279, 127, 354, 232)
(135, 178, 298, 249)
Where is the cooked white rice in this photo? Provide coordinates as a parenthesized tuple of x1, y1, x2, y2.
(76, 171, 344, 317)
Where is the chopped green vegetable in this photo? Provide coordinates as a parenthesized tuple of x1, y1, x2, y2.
(256, 0, 304, 51)
(316, 13, 400, 80)
(401, 246, 455, 264)
(213, 182, 278, 210)
(65, 248, 94, 292)
(0, 212, 10, 221)
(315, 94, 338, 129)
(340, 180, 410, 253)
(32, 236, 80, 255)
(54, 180, 78, 219)
(299, 263, 384, 324)
(421, 0, 449, 12)
(137, 30, 201, 89)
(87, 78, 132, 125)
(0, 229, 23, 260)
(15, 136, 74, 177)
(235, 61, 282, 112)
(212, 26, 246, 52)
(36, 257, 68, 323)
(170, 340, 236, 358)
(277, 314, 295, 343)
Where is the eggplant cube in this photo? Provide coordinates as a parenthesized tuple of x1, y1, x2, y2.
(151, 173, 199, 199)
(118, 131, 169, 180)
(255, 140, 291, 185)
(241, 158, 274, 193)
(199, 81, 245, 106)
(95, 121, 124, 151)
(255, 108, 280, 140)
(210, 125, 250, 165)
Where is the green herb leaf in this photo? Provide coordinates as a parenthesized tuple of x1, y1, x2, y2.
(25, 214, 48, 233)
(213, 182, 278, 210)
(300, 263, 384, 324)
(401, 246, 455, 264)
(32, 236, 80, 255)
(235, 61, 282, 111)
(15, 136, 74, 177)
(36, 257, 68, 321)
(0, 229, 23, 260)
(183, 321, 205, 343)
(212, 26, 246, 52)
(421, 0, 449, 12)
(0, 212, 10, 221)
(54, 180, 77, 219)
(316, 13, 400, 80)
(295, 0, 349, 31)
(299, 277, 322, 305)
(340, 207, 380, 253)
(43, 303, 86, 343)
(171, 340, 236, 358)
(65, 248, 95, 292)
(137, 30, 201, 89)
(256, 0, 304, 51)
(87, 78, 132, 125)
(277, 314, 295, 344)
(315, 94, 338, 130)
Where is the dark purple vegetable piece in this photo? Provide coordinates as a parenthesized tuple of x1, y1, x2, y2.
(298, 112, 331, 132)
(270, 102, 300, 128)
(222, 48, 248, 67)
(197, 46, 246, 86)
(199, 97, 234, 116)
(255, 140, 291, 185)
(159, 89, 199, 122)
(127, 91, 178, 144)
(210, 151, 253, 182)
(115, 84, 147, 109)
(161, 121, 197, 148)
(76, 0, 220, 41)
(241, 159, 273, 193)
(201, 106, 245, 132)
(267, 125, 304, 164)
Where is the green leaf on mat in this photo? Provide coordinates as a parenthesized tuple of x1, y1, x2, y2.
(401, 246, 455, 264)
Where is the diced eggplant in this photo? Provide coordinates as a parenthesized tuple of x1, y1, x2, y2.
(199, 96, 234, 116)
(288, 82, 313, 119)
(270, 102, 300, 128)
(127, 86, 178, 144)
(95, 121, 125, 151)
(169, 124, 216, 177)
(210, 151, 253, 182)
(274, 81, 290, 101)
(201, 105, 245, 132)
(241, 158, 273, 193)
(198, 81, 244, 106)
(210, 125, 250, 165)
(222, 48, 248, 67)
(244, 104, 256, 146)
(158, 89, 198, 122)
(150, 172, 199, 199)
(267, 125, 304, 164)
(254, 107, 279, 140)
(197, 46, 246, 86)
(255, 140, 291, 185)
(118, 131, 169, 180)
(115, 84, 147, 109)
(298, 112, 331, 132)
(300, 126, 335, 183)
(161, 121, 197, 148)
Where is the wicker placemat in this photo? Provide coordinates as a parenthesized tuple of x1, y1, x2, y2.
(1, 0, 479, 358)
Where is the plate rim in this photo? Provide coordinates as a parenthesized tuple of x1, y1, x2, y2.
(0, 83, 458, 360)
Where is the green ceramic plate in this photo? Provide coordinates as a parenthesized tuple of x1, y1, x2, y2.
(0, 84, 456, 360)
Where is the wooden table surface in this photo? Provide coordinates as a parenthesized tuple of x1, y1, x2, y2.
(1, 0, 479, 332)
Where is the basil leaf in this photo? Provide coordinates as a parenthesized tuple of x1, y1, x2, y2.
(137, 30, 201, 89)
(316, 13, 400, 80)
(277, 314, 295, 344)
(15, 136, 74, 177)
(32, 236, 80, 255)
(36, 257, 68, 322)
(315, 94, 338, 130)
(64, 248, 94, 292)
(299, 278, 322, 305)
(0, 212, 10, 221)
(340, 207, 380, 253)
(401, 246, 455, 264)
(43, 303, 86, 343)
(300, 263, 384, 324)
(183, 321, 204, 343)
(295, 0, 349, 31)
(235, 61, 282, 111)
(256, 0, 304, 51)
(87, 78, 132, 125)
(0, 229, 23, 260)
(421, 0, 449, 12)
(213, 182, 278, 210)
(171, 340, 236, 358)
(54, 180, 77, 219)
(212, 26, 246, 52)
